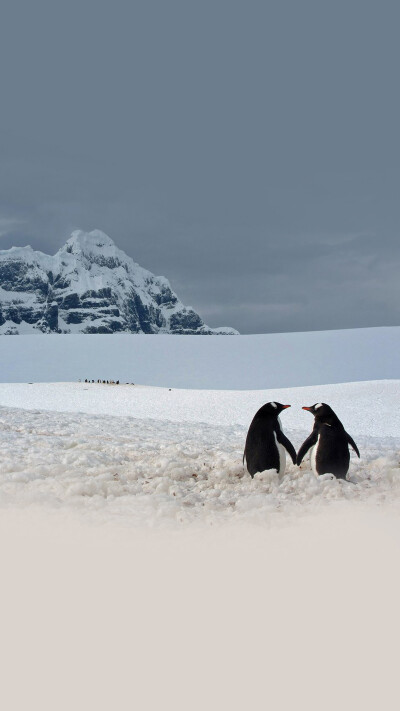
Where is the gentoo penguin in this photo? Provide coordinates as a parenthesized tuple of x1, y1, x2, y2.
(297, 403, 360, 479)
(243, 402, 296, 478)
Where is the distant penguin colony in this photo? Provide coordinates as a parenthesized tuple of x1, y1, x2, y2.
(244, 401, 360, 481)
(82, 379, 124, 385)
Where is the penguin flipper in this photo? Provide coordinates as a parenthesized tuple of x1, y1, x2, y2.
(276, 430, 297, 465)
(296, 430, 318, 466)
(346, 433, 360, 458)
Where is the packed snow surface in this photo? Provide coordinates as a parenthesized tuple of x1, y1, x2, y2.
(1, 379, 399, 526)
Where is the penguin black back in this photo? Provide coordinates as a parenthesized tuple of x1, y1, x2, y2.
(244, 402, 296, 477)
(297, 403, 360, 479)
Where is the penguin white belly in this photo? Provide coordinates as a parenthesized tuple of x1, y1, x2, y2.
(274, 432, 286, 476)
(310, 435, 320, 478)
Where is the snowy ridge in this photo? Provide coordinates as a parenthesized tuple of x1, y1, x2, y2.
(0, 229, 238, 335)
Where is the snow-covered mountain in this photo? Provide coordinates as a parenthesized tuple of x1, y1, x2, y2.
(0, 229, 238, 335)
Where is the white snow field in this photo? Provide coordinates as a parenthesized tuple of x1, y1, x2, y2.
(1, 329, 400, 710)
(2, 325, 400, 388)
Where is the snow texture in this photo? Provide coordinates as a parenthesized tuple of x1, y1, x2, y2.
(0, 379, 399, 527)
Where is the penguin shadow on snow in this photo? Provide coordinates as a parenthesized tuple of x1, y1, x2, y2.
(243, 401, 360, 484)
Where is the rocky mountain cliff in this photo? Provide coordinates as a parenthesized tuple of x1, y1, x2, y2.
(0, 230, 238, 335)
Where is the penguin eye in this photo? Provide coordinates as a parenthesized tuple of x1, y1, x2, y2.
(270, 402, 277, 409)
(315, 403, 323, 410)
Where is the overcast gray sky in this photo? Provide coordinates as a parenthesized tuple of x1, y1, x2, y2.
(1, 0, 399, 334)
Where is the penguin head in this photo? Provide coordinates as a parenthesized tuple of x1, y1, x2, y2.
(259, 401, 291, 417)
(302, 402, 337, 424)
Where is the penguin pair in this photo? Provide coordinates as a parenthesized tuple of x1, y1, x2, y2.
(243, 401, 360, 480)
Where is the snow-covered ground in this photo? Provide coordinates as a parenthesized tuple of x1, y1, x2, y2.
(1, 332, 400, 709)
(0, 379, 399, 525)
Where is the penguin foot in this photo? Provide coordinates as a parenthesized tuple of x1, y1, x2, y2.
(318, 473, 335, 481)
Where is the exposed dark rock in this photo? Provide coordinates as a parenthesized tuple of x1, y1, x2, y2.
(45, 302, 59, 331)
(61, 293, 80, 309)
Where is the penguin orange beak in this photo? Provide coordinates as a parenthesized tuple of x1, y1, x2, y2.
(282, 405, 291, 409)
(302, 406, 313, 411)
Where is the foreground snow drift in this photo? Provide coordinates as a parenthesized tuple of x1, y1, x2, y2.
(0, 381, 399, 526)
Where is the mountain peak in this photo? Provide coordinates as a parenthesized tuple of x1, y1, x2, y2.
(0, 228, 239, 335)
(62, 229, 116, 255)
